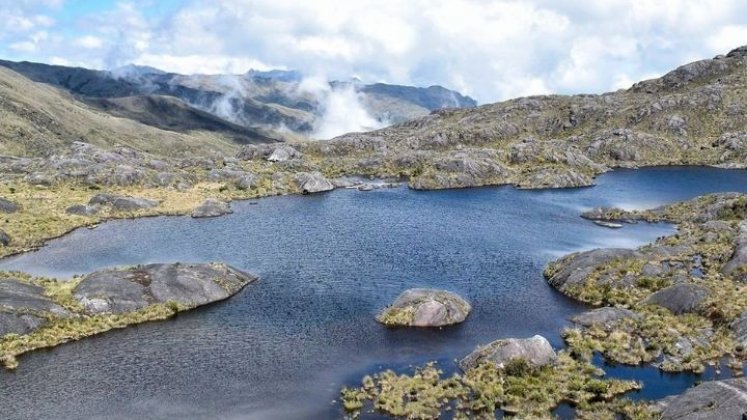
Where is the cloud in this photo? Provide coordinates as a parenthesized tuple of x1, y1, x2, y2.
(2, 0, 747, 104)
(74, 35, 104, 49)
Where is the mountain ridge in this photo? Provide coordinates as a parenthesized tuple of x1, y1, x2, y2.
(0, 59, 476, 140)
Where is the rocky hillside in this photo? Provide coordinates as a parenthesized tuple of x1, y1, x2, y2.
(0, 66, 274, 157)
(0, 60, 476, 139)
(296, 45, 747, 190)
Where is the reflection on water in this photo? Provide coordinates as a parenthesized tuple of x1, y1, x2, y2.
(2, 167, 747, 419)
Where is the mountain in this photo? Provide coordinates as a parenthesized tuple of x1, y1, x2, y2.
(296, 45, 747, 189)
(0, 65, 273, 157)
(0, 60, 476, 139)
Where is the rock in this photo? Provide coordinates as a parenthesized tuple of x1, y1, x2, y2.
(25, 173, 54, 186)
(571, 307, 641, 329)
(267, 145, 302, 162)
(0, 230, 9, 246)
(731, 310, 747, 347)
(726, 45, 747, 58)
(88, 193, 159, 211)
(358, 184, 375, 191)
(191, 198, 232, 218)
(642, 283, 711, 315)
(544, 248, 640, 295)
(0, 198, 20, 213)
(0, 279, 71, 337)
(237, 144, 302, 162)
(722, 221, 747, 280)
(516, 167, 593, 189)
(294, 172, 334, 194)
(65, 204, 99, 216)
(656, 378, 747, 419)
(73, 263, 257, 314)
(376, 288, 471, 327)
(0, 311, 46, 337)
(459, 335, 557, 371)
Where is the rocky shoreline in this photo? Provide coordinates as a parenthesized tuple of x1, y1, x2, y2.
(341, 192, 747, 419)
(0, 262, 256, 369)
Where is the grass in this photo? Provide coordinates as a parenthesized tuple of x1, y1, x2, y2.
(341, 353, 647, 419)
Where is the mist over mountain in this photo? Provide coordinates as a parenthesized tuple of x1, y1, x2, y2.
(0, 60, 476, 140)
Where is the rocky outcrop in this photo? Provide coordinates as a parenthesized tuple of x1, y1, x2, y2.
(656, 378, 747, 419)
(65, 204, 100, 216)
(0, 198, 20, 213)
(376, 288, 471, 327)
(73, 262, 256, 314)
(722, 221, 747, 280)
(459, 335, 556, 371)
(515, 167, 593, 189)
(0, 230, 9, 246)
(641, 283, 710, 315)
(88, 193, 159, 211)
(294, 172, 334, 194)
(237, 144, 303, 162)
(732, 310, 747, 347)
(0, 279, 71, 337)
(191, 198, 232, 218)
(571, 307, 641, 328)
(544, 248, 640, 295)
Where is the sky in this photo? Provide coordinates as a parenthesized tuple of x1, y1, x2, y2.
(2, 0, 747, 103)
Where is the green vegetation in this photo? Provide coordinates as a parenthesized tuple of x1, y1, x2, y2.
(341, 353, 648, 419)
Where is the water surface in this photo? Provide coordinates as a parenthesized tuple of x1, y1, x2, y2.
(2, 167, 747, 419)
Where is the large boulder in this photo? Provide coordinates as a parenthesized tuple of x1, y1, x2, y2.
(544, 248, 640, 295)
(641, 283, 711, 315)
(571, 307, 641, 329)
(376, 288, 471, 327)
(73, 263, 257, 314)
(0, 198, 20, 213)
(88, 193, 159, 211)
(656, 378, 747, 419)
(0, 279, 71, 337)
(191, 198, 232, 218)
(294, 172, 334, 194)
(459, 335, 557, 371)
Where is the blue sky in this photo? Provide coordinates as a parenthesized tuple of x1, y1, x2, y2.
(2, 0, 747, 103)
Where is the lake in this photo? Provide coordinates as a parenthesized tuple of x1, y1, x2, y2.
(2, 167, 747, 419)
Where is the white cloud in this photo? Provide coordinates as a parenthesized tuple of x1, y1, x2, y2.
(74, 35, 104, 49)
(2, 0, 747, 104)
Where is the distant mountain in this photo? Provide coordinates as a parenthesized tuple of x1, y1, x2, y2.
(0, 60, 476, 139)
(0, 65, 275, 157)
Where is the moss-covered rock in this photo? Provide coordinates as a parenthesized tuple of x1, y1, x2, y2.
(376, 288, 471, 327)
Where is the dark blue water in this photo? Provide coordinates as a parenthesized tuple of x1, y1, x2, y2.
(1, 167, 747, 420)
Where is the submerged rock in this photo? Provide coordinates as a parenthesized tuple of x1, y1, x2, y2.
(376, 288, 471, 327)
(641, 283, 711, 315)
(88, 193, 159, 211)
(459, 335, 556, 371)
(294, 172, 334, 194)
(191, 198, 232, 218)
(656, 378, 747, 419)
(0, 198, 20, 213)
(73, 262, 257, 314)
